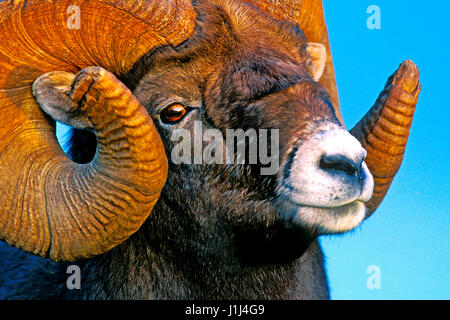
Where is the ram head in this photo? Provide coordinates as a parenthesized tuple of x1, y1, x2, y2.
(0, 0, 420, 262)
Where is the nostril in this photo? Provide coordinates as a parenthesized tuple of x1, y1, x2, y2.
(320, 154, 360, 178)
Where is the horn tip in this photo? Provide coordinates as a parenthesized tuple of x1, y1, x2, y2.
(393, 60, 421, 95)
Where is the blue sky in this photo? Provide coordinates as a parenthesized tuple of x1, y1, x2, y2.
(57, 0, 449, 300)
(319, 0, 449, 299)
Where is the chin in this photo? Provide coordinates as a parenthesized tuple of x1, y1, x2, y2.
(277, 198, 367, 235)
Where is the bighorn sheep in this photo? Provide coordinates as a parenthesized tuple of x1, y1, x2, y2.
(0, 0, 420, 299)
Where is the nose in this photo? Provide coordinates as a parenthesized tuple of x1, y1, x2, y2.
(279, 124, 373, 208)
(315, 128, 367, 183)
(320, 153, 364, 182)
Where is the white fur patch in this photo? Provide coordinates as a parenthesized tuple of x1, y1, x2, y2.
(296, 201, 366, 234)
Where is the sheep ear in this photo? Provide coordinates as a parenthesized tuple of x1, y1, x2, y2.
(306, 42, 327, 81)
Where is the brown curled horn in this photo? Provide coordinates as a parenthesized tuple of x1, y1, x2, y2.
(0, 0, 196, 261)
(351, 60, 420, 217)
(246, 0, 420, 216)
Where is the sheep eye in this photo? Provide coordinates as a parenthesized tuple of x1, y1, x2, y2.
(161, 103, 188, 124)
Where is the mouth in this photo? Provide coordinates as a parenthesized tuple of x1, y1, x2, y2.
(276, 195, 367, 235)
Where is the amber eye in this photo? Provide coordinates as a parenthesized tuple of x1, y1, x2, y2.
(161, 103, 188, 124)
